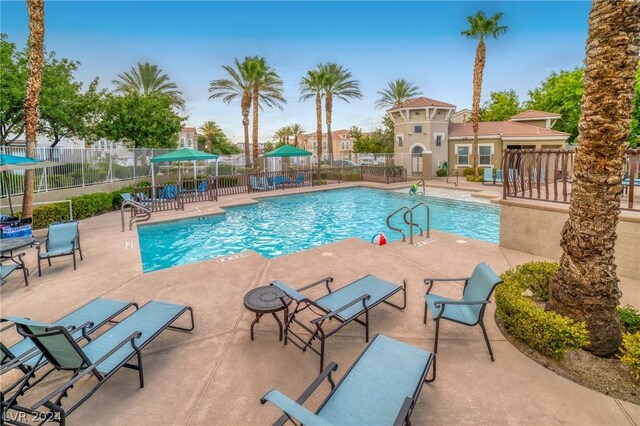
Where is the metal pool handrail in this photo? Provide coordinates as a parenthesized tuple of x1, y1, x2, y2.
(403, 202, 430, 238)
(386, 206, 413, 244)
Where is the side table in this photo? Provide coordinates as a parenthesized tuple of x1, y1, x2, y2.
(243, 286, 291, 341)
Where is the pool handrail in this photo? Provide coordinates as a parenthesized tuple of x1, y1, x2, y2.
(386, 206, 413, 244)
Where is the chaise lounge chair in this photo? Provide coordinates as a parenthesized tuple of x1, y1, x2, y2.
(423, 262, 502, 380)
(272, 275, 407, 372)
(261, 334, 434, 426)
(2, 300, 194, 425)
(37, 221, 83, 276)
(0, 253, 28, 287)
(482, 167, 495, 185)
(249, 175, 269, 191)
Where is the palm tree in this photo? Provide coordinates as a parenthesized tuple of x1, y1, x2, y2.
(199, 120, 225, 153)
(300, 70, 325, 169)
(319, 63, 362, 164)
(21, 0, 45, 220)
(290, 123, 305, 147)
(462, 11, 508, 177)
(242, 56, 286, 169)
(375, 79, 422, 109)
(112, 62, 185, 109)
(274, 126, 293, 145)
(547, 1, 640, 357)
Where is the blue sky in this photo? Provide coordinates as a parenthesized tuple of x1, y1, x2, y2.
(1, 1, 591, 142)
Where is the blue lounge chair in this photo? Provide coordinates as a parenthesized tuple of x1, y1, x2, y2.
(0, 253, 28, 287)
(249, 175, 268, 191)
(423, 262, 502, 380)
(494, 169, 503, 185)
(196, 180, 208, 193)
(158, 184, 177, 199)
(2, 300, 194, 424)
(482, 167, 494, 185)
(261, 334, 435, 426)
(292, 173, 304, 186)
(273, 275, 407, 372)
(37, 221, 82, 276)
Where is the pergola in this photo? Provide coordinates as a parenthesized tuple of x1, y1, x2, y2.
(149, 148, 219, 189)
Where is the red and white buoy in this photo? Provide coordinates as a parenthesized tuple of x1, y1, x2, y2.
(371, 232, 387, 246)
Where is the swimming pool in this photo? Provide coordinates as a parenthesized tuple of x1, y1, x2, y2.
(138, 187, 500, 272)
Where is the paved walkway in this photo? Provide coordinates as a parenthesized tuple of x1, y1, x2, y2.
(1, 181, 638, 425)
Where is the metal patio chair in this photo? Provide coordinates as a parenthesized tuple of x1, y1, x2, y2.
(37, 221, 83, 276)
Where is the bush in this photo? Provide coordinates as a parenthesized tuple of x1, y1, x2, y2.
(463, 167, 474, 176)
(436, 168, 447, 177)
(466, 175, 484, 183)
(619, 332, 640, 380)
(618, 305, 640, 333)
(495, 261, 589, 358)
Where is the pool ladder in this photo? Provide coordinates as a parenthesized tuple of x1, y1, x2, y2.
(121, 200, 152, 231)
(385, 202, 430, 244)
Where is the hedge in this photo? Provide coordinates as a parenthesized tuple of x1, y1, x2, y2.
(495, 261, 589, 358)
(30, 182, 150, 229)
(620, 332, 640, 380)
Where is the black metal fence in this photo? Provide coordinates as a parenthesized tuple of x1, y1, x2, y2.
(502, 148, 639, 211)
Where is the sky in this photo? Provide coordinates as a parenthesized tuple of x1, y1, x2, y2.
(1, 1, 591, 143)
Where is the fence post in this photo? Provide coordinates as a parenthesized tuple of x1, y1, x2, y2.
(81, 148, 86, 187)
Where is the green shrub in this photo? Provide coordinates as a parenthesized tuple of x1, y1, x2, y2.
(466, 175, 484, 183)
(436, 168, 447, 177)
(496, 261, 589, 358)
(618, 305, 640, 333)
(619, 332, 640, 380)
(463, 167, 474, 176)
(31, 203, 72, 229)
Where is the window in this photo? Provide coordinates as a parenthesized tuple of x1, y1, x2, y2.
(434, 133, 444, 147)
(312, 141, 317, 149)
(456, 145, 470, 166)
(180, 137, 185, 147)
(397, 135, 403, 147)
(322, 141, 328, 149)
(479, 145, 492, 166)
(414, 125, 423, 134)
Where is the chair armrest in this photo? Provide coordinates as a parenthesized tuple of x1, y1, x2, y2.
(393, 397, 414, 426)
(261, 390, 331, 426)
(432, 299, 490, 319)
(310, 294, 370, 324)
(423, 277, 469, 295)
(31, 331, 142, 409)
(298, 276, 334, 293)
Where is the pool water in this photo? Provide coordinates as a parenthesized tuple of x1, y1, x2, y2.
(138, 187, 500, 272)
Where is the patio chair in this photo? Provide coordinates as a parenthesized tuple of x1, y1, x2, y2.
(482, 167, 494, 185)
(1, 298, 138, 398)
(272, 274, 407, 372)
(2, 300, 194, 425)
(249, 175, 268, 191)
(261, 334, 434, 426)
(196, 180, 208, 193)
(291, 173, 304, 186)
(37, 221, 83, 276)
(423, 262, 502, 380)
(494, 169, 503, 185)
(158, 184, 177, 199)
(0, 253, 28, 287)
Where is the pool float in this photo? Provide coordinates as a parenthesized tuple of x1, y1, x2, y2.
(371, 232, 387, 246)
(409, 184, 418, 194)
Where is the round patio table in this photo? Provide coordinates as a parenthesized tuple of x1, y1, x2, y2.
(243, 286, 291, 341)
(0, 237, 36, 257)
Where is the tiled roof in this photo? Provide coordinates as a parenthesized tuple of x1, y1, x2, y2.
(510, 110, 561, 120)
(182, 127, 197, 133)
(387, 97, 456, 111)
(449, 121, 569, 138)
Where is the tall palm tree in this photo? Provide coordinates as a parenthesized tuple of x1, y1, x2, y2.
(462, 11, 508, 177)
(112, 62, 185, 109)
(21, 0, 45, 220)
(547, 1, 640, 357)
(375, 79, 422, 109)
(209, 59, 252, 167)
(199, 120, 225, 152)
(274, 126, 293, 145)
(319, 63, 362, 164)
(242, 56, 286, 169)
(300, 70, 325, 169)
(290, 123, 305, 147)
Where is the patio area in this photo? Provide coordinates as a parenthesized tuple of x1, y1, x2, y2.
(1, 181, 639, 425)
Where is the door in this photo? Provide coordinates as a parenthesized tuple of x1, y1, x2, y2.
(411, 146, 424, 176)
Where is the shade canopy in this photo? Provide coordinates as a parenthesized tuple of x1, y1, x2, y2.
(263, 145, 312, 158)
(150, 148, 219, 163)
(0, 153, 58, 171)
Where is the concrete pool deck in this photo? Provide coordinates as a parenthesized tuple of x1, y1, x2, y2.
(1, 181, 638, 425)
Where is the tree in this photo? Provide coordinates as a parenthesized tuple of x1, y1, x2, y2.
(300, 70, 325, 169)
(112, 62, 185, 110)
(319, 63, 362, 164)
(38, 56, 104, 148)
(480, 89, 522, 122)
(350, 116, 394, 154)
(242, 56, 285, 169)
(290, 123, 305, 147)
(208, 59, 252, 167)
(274, 126, 293, 145)
(526, 68, 585, 142)
(98, 93, 183, 149)
(199, 120, 224, 152)
(21, 0, 45, 221)
(547, 1, 640, 357)
(375, 79, 421, 109)
(462, 11, 508, 177)
(0, 34, 27, 145)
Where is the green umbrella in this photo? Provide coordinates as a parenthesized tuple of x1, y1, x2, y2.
(263, 145, 312, 158)
(1, 154, 59, 216)
(149, 148, 220, 193)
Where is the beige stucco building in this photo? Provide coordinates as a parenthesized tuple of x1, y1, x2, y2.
(299, 129, 356, 161)
(388, 98, 570, 177)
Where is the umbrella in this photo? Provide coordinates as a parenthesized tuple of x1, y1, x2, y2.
(149, 148, 219, 193)
(0, 154, 59, 216)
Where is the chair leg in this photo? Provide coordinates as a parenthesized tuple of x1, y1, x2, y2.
(72, 252, 77, 270)
(47, 258, 51, 267)
(423, 302, 427, 324)
(433, 318, 440, 355)
(78, 246, 83, 261)
(364, 308, 369, 342)
(479, 321, 495, 361)
(22, 265, 28, 286)
(38, 257, 42, 277)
